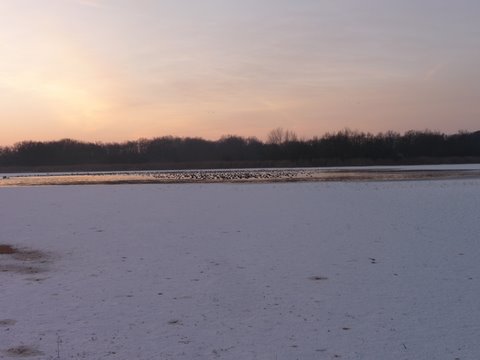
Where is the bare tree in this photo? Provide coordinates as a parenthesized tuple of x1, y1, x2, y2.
(267, 128, 285, 144)
(267, 128, 298, 144)
(284, 130, 298, 143)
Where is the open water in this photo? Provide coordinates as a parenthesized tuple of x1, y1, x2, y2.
(2, 164, 480, 186)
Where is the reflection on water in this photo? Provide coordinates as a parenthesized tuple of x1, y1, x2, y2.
(2, 166, 480, 187)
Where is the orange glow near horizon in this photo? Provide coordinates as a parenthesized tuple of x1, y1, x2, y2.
(1, 1, 479, 146)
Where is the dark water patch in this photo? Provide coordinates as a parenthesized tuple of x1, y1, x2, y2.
(1, 167, 480, 186)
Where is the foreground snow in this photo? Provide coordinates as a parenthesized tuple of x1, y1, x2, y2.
(1, 180, 480, 359)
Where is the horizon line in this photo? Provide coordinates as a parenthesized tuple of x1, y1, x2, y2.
(2, 128, 479, 148)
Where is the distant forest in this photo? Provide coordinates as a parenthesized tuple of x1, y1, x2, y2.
(1, 128, 480, 171)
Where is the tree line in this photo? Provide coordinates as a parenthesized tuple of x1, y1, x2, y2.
(1, 128, 479, 170)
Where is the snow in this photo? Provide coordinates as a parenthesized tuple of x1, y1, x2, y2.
(1, 179, 480, 359)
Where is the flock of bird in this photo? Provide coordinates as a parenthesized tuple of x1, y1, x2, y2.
(149, 170, 310, 182)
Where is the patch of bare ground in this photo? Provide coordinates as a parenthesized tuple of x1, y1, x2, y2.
(0, 264, 46, 274)
(0, 244, 51, 275)
(0, 245, 16, 254)
(12, 250, 47, 262)
(309, 275, 328, 281)
(3, 346, 43, 357)
(0, 319, 16, 326)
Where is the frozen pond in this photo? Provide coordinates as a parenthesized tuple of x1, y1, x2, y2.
(2, 164, 480, 186)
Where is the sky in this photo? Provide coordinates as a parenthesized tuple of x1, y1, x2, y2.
(1, 0, 480, 145)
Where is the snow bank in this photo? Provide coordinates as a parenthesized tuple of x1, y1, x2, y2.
(1, 180, 480, 359)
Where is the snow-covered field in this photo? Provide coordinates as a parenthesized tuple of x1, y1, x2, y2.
(1, 180, 480, 359)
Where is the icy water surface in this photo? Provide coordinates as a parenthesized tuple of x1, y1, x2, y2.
(2, 164, 480, 186)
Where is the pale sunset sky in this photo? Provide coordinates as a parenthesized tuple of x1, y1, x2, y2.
(1, 0, 479, 145)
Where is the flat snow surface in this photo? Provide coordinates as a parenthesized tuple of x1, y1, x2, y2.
(1, 180, 480, 359)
